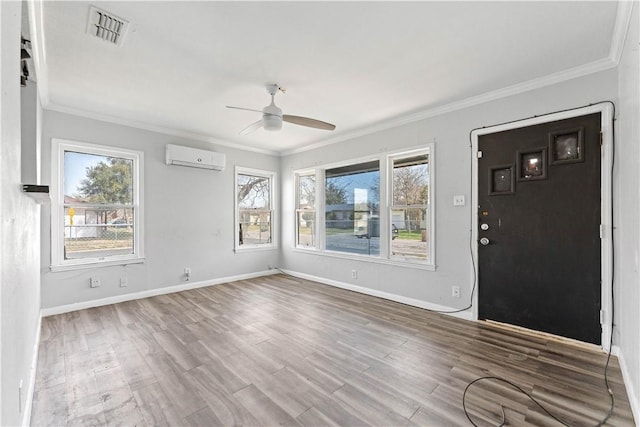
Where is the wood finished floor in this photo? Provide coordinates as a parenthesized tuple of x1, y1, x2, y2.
(31, 274, 634, 426)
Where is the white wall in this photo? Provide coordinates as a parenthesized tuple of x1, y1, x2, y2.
(20, 81, 38, 184)
(1, 2, 42, 425)
(281, 69, 618, 314)
(40, 110, 280, 308)
(615, 2, 640, 420)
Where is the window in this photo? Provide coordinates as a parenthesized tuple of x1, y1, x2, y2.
(325, 160, 380, 256)
(295, 171, 316, 248)
(51, 139, 144, 270)
(293, 145, 434, 268)
(235, 167, 276, 250)
(390, 151, 430, 262)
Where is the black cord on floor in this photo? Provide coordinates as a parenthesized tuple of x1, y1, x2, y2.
(463, 101, 617, 427)
(463, 376, 570, 427)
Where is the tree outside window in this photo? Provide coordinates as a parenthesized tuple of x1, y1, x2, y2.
(236, 168, 275, 248)
(391, 153, 429, 261)
(64, 152, 135, 259)
(52, 139, 143, 270)
(296, 172, 316, 248)
(325, 161, 380, 256)
(293, 148, 433, 266)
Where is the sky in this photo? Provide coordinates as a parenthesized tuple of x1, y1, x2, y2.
(63, 151, 108, 197)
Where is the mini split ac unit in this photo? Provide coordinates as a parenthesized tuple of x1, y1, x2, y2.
(165, 144, 226, 171)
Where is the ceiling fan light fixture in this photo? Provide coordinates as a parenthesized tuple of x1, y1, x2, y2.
(227, 83, 335, 135)
(263, 114, 282, 131)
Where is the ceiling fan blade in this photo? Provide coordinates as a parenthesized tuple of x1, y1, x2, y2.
(283, 115, 336, 131)
(226, 105, 264, 114)
(240, 120, 263, 135)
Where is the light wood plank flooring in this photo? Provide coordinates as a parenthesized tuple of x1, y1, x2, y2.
(31, 274, 635, 426)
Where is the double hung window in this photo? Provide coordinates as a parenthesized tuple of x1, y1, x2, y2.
(52, 139, 144, 270)
(390, 152, 430, 261)
(295, 172, 316, 248)
(236, 167, 276, 250)
(293, 146, 433, 267)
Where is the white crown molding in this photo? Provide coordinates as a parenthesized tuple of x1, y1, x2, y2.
(282, 3, 633, 157)
(28, 0, 631, 159)
(27, 2, 277, 157)
(609, 0, 635, 65)
(44, 103, 279, 156)
(282, 56, 618, 156)
(28, 0, 50, 107)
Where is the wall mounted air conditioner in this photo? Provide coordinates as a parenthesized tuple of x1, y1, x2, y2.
(165, 144, 226, 171)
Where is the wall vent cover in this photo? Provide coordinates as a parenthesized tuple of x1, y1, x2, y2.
(86, 6, 129, 46)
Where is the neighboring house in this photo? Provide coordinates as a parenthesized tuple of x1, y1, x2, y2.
(326, 203, 380, 236)
(63, 195, 98, 238)
(64, 195, 126, 239)
(325, 203, 355, 223)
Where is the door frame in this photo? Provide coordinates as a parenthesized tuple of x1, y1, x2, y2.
(470, 103, 614, 350)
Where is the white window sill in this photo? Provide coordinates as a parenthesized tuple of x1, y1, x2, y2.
(234, 245, 278, 253)
(291, 248, 436, 271)
(50, 257, 145, 272)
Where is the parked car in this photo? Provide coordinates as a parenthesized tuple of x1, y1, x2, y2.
(108, 218, 127, 225)
(356, 224, 399, 240)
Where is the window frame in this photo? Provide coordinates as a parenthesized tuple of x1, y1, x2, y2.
(387, 147, 434, 266)
(323, 158, 382, 258)
(234, 166, 277, 252)
(294, 169, 318, 250)
(50, 138, 145, 271)
(292, 145, 435, 270)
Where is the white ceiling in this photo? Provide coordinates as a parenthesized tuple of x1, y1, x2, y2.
(29, 1, 624, 155)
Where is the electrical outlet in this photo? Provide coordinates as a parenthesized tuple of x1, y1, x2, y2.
(184, 267, 191, 281)
(351, 269, 358, 279)
(452, 286, 460, 298)
(90, 276, 101, 288)
(453, 195, 465, 206)
(120, 277, 128, 287)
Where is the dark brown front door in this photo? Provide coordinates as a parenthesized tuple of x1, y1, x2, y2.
(477, 112, 602, 344)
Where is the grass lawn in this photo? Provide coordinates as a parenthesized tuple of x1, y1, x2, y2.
(397, 230, 423, 240)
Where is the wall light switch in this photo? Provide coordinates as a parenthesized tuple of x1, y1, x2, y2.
(453, 195, 465, 206)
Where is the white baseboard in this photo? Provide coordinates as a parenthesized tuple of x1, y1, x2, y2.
(21, 312, 41, 427)
(613, 345, 639, 425)
(281, 269, 473, 321)
(41, 269, 278, 317)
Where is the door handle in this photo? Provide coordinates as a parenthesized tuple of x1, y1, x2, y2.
(479, 237, 490, 246)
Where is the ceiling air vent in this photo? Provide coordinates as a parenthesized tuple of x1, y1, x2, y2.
(86, 6, 129, 46)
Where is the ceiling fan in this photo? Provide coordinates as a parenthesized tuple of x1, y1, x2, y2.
(226, 84, 336, 135)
